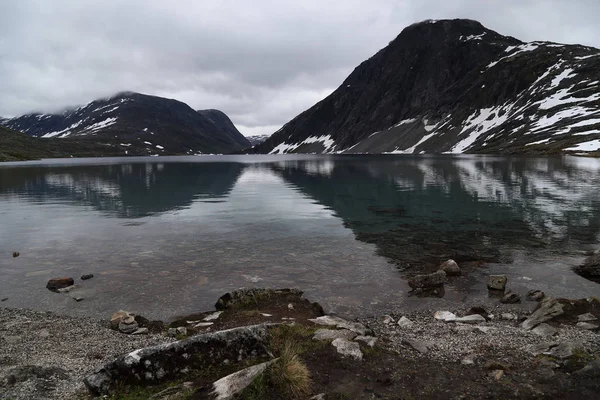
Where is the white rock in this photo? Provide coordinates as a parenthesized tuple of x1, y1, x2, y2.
(331, 338, 363, 360)
(132, 328, 149, 335)
(398, 316, 414, 329)
(501, 313, 518, 320)
(354, 335, 377, 347)
(576, 322, 599, 331)
(454, 315, 486, 324)
(434, 311, 457, 321)
(287, 303, 294, 310)
(194, 322, 214, 328)
(203, 311, 223, 321)
(212, 359, 277, 399)
(313, 329, 357, 341)
(461, 353, 477, 365)
(260, 313, 273, 317)
(382, 315, 395, 324)
(308, 316, 369, 335)
(176, 327, 187, 336)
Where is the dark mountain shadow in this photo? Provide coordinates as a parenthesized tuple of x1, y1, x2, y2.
(267, 156, 600, 272)
(0, 162, 246, 218)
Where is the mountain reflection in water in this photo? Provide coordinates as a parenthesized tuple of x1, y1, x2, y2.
(1, 155, 599, 320)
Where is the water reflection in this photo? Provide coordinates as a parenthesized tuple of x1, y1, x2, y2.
(1, 155, 599, 320)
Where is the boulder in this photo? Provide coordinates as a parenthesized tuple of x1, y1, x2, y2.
(331, 338, 363, 360)
(521, 298, 565, 330)
(527, 290, 545, 302)
(500, 291, 521, 304)
(407, 270, 447, 289)
(573, 253, 600, 278)
(439, 259, 461, 276)
(46, 277, 74, 292)
(84, 324, 272, 395)
(487, 275, 507, 291)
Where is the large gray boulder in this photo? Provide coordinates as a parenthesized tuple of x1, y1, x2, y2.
(521, 298, 565, 330)
(407, 270, 447, 289)
(574, 253, 600, 278)
(83, 324, 272, 395)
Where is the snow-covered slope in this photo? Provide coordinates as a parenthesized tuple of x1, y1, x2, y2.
(1, 92, 250, 155)
(253, 19, 600, 155)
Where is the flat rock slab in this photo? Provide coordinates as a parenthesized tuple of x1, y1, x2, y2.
(308, 315, 370, 336)
(83, 324, 271, 395)
(576, 322, 599, 331)
(433, 311, 485, 324)
(402, 338, 430, 354)
(577, 313, 597, 322)
(312, 329, 357, 341)
(521, 298, 565, 330)
(211, 359, 276, 400)
(331, 338, 363, 360)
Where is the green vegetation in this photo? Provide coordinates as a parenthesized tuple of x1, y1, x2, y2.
(0, 125, 125, 162)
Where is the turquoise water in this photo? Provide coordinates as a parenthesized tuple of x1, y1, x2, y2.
(1, 155, 599, 320)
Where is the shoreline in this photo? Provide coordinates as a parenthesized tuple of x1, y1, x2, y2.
(1, 288, 599, 399)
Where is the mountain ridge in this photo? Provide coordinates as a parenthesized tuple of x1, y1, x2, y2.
(1, 92, 250, 156)
(253, 19, 600, 155)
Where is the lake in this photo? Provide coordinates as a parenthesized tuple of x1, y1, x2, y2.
(1, 154, 600, 321)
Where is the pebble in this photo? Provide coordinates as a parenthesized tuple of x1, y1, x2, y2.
(398, 316, 414, 328)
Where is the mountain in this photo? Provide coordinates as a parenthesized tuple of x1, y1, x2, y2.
(1, 92, 250, 156)
(245, 134, 271, 146)
(253, 19, 600, 155)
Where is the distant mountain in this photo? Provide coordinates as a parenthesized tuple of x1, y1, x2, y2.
(253, 19, 600, 155)
(1, 92, 250, 156)
(245, 134, 271, 146)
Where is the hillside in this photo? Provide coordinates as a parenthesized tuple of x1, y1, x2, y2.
(1, 92, 250, 156)
(253, 19, 600, 155)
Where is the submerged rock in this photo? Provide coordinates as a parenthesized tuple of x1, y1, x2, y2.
(501, 291, 521, 304)
(12, 251, 19, 258)
(46, 277, 74, 292)
(81, 274, 94, 280)
(487, 275, 507, 291)
(439, 259, 461, 276)
(407, 270, 447, 289)
(527, 290, 545, 302)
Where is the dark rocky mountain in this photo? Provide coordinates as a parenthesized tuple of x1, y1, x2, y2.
(1, 92, 250, 156)
(245, 134, 271, 146)
(253, 19, 600, 155)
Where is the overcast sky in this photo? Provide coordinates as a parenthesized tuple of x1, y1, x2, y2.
(1, 1, 599, 136)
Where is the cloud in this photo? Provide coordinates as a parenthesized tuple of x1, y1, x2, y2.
(1, 0, 599, 136)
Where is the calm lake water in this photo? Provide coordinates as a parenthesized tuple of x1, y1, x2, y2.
(1, 154, 600, 321)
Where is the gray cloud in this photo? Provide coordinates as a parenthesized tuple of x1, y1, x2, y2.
(1, 0, 599, 136)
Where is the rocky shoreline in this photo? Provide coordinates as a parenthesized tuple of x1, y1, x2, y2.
(1, 284, 599, 399)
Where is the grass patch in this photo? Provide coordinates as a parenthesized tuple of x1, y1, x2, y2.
(269, 323, 321, 355)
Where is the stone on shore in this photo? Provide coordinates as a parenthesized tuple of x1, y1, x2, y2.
(354, 335, 377, 347)
(331, 338, 363, 360)
(576, 322, 599, 331)
(521, 298, 565, 330)
(577, 313, 597, 322)
(110, 310, 132, 329)
(211, 359, 277, 400)
(487, 275, 507, 291)
(46, 277, 75, 292)
(439, 259, 461, 276)
(118, 319, 139, 335)
(501, 291, 521, 304)
(527, 290, 545, 302)
(84, 324, 272, 395)
(407, 270, 447, 289)
(398, 316, 414, 328)
(434, 311, 457, 322)
(433, 311, 485, 324)
(532, 323, 558, 337)
(308, 315, 370, 336)
(402, 338, 429, 354)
